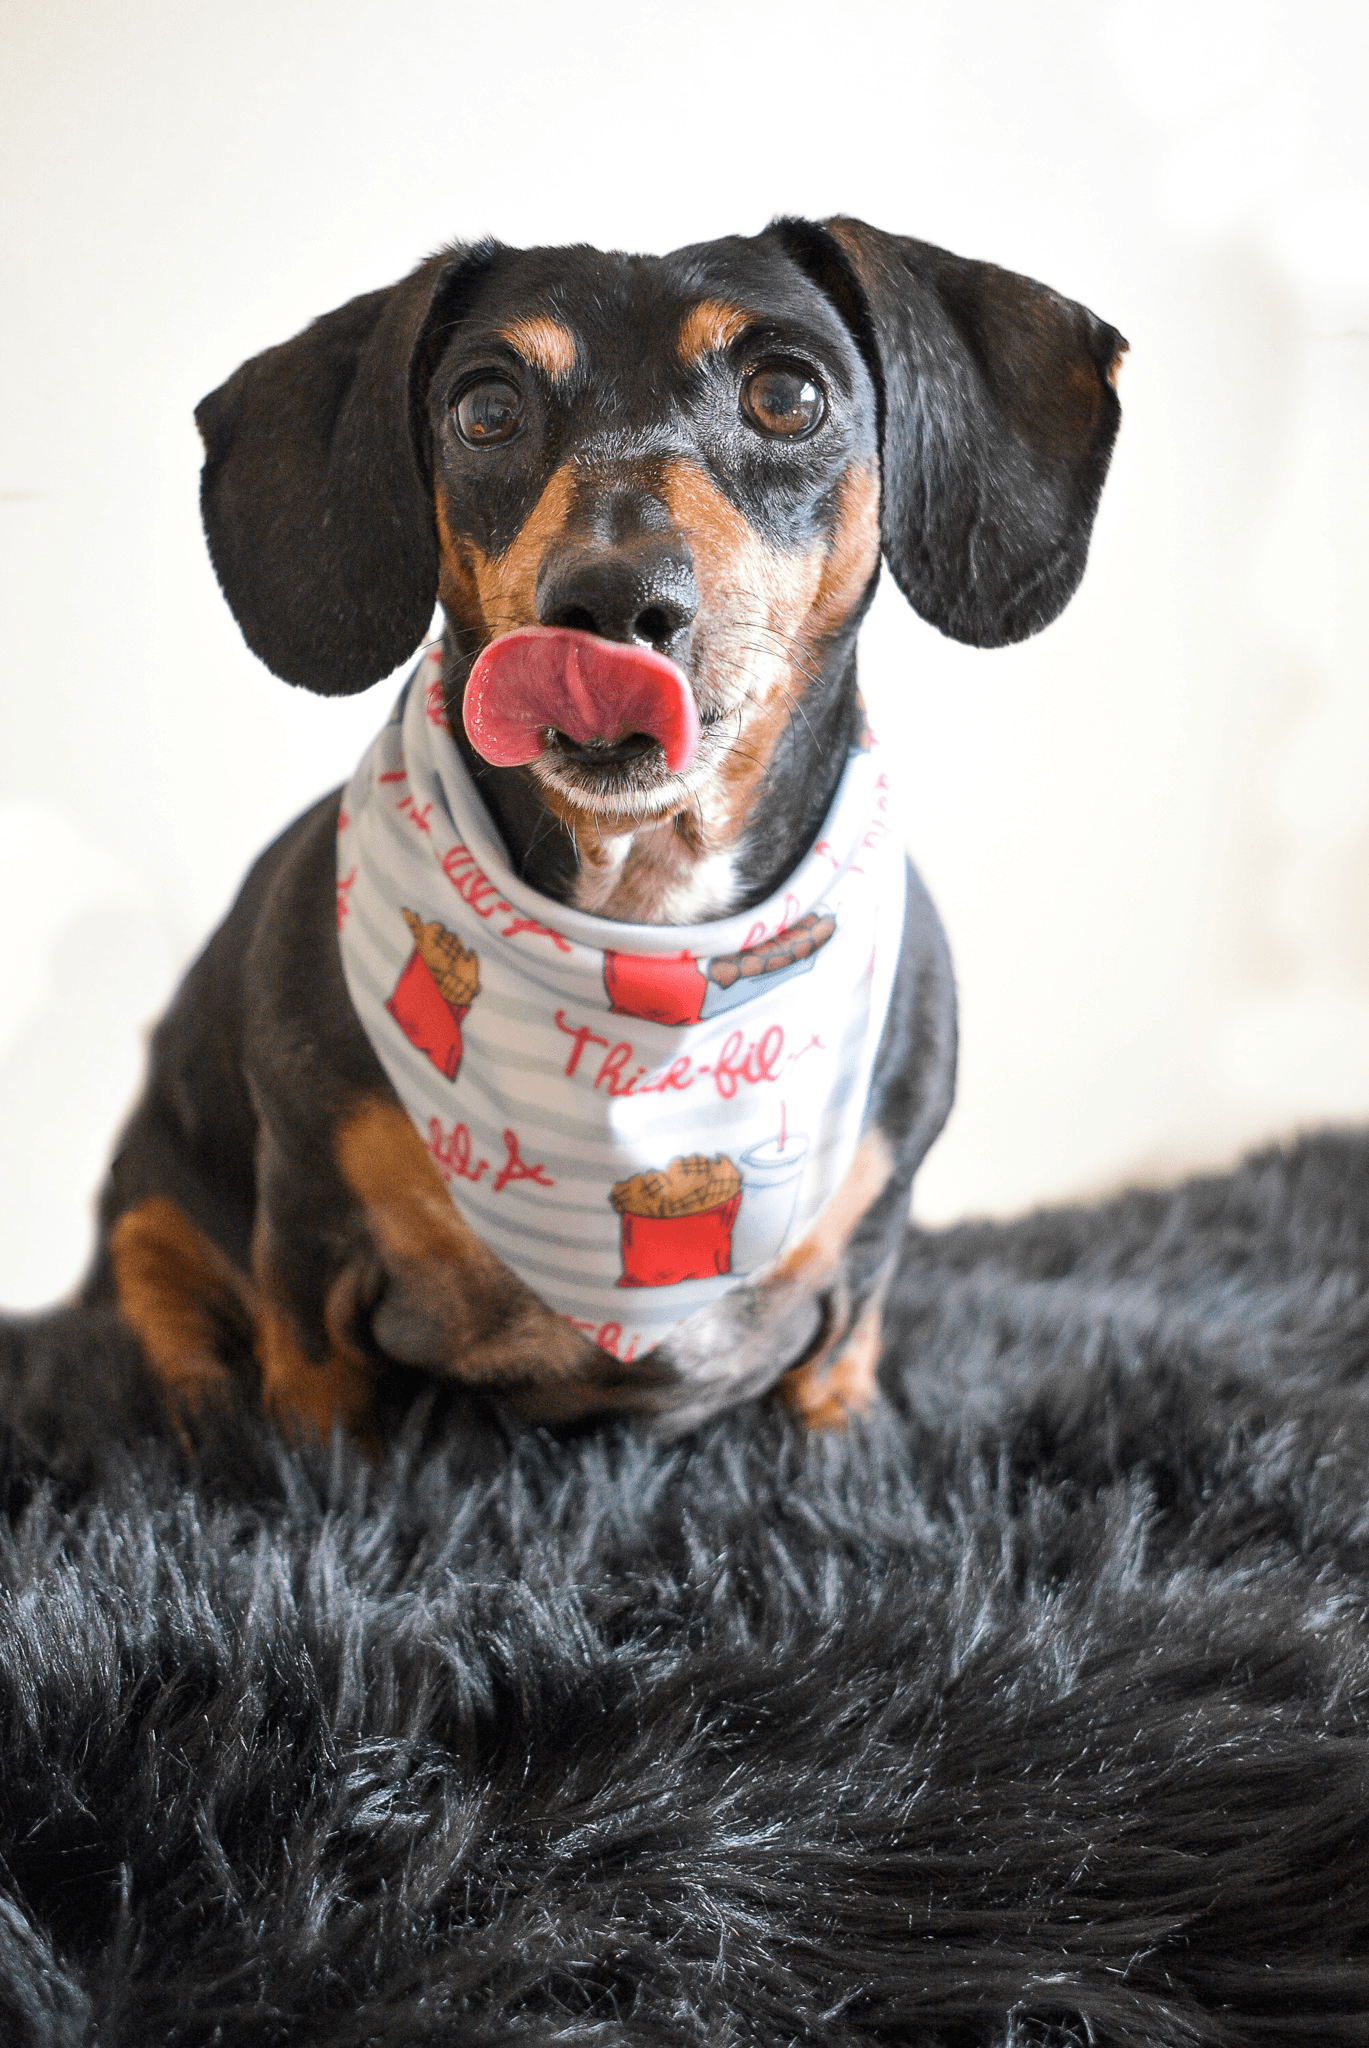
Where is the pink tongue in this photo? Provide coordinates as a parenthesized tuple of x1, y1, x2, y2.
(463, 627, 699, 775)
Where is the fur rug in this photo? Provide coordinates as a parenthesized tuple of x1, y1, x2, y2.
(2, 1130, 1369, 2045)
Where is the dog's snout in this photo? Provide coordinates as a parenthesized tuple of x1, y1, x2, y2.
(535, 540, 699, 657)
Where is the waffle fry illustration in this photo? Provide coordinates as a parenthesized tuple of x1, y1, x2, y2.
(386, 910, 481, 1080)
(706, 911, 836, 989)
(611, 1154, 743, 1287)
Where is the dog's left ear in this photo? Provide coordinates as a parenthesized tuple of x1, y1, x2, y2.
(196, 244, 496, 694)
(768, 216, 1126, 648)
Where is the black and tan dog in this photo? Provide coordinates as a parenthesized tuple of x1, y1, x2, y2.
(79, 217, 1123, 1443)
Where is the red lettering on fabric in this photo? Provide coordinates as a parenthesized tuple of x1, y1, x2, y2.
(441, 844, 513, 923)
(567, 1317, 641, 1362)
(397, 793, 432, 833)
(712, 1024, 784, 1099)
(424, 677, 446, 725)
(427, 1118, 553, 1195)
(593, 1042, 647, 1097)
(336, 867, 357, 930)
(491, 1127, 555, 1194)
(502, 914, 573, 952)
(553, 1009, 786, 1101)
(737, 890, 804, 954)
(426, 1117, 489, 1184)
(555, 1010, 611, 1077)
(440, 844, 572, 947)
(635, 1054, 693, 1095)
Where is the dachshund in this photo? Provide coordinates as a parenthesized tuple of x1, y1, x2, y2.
(78, 216, 1123, 1443)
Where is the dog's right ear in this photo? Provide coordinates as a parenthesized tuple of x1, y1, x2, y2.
(196, 245, 497, 694)
(768, 216, 1125, 649)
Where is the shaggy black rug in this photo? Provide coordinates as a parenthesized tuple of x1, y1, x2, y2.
(2, 1129, 1369, 2046)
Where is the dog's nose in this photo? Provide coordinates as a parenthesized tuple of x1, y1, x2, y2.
(535, 540, 699, 657)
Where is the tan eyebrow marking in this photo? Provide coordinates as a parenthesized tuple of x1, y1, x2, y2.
(677, 299, 753, 365)
(497, 316, 578, 382)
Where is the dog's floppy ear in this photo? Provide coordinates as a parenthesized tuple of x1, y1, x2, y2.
(196, 245, 495, 693)
(769, 216, 1125, 648)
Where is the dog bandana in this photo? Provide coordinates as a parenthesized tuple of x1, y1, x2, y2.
(336, 645, 906, 1363)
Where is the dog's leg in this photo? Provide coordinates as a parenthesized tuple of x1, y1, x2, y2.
(251, 1254, 380, 1446)
(105, 1196, 256, 1413)
(247, 1093, 643, 1441)
(779, 1252, 895, 1430)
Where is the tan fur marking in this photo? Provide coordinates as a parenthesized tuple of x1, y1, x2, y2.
(661, 456, 825, 841)
(109, 1196, 253, 1405)
(677, 300, 752, 365)
(661, 456, 817, 626)
(499, 315, 578, 383)
(335, 1098, 488, 1265)
(781, 1291, 883, 1430)
(801, 464, 881, 653)
(256, 1299, 377, 1445)
(333, 1098, 596, 1386)
(435, 495, 490, 645)
(555, 812, 698, 922)
(464, 465, 578, 641)
(1108, 339, 1129, 390)
(770, 1130, 894, 1284)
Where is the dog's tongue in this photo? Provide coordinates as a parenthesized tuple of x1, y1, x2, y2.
(463, 627, 699, 775)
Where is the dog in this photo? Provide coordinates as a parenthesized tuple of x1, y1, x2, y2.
(77, 216, 1124, 1444)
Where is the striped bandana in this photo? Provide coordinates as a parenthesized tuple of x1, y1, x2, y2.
(336, 646, 906, 1364)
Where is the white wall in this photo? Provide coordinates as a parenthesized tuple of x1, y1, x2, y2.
(2, 0, 1366, 1306)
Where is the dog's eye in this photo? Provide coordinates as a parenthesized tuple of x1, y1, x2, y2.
(740, 366, 825, 438)
(454, 380, 525, 447)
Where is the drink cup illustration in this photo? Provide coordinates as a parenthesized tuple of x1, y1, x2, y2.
(611, 1155, 743, 1286)
(386, 910, 480, 1080)
(730, 1133, 809, 1273)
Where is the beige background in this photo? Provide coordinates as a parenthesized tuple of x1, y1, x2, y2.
(2, 0, 1367, 1308)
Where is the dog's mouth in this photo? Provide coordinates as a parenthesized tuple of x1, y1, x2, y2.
(463, 628, 700, 799)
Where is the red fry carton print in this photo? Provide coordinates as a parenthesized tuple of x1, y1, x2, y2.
(386, 909, 480, 1081)
(602, 949, 709, 1026)
(610, 1154, 743, 1287)
(603, 911, 837, 1027)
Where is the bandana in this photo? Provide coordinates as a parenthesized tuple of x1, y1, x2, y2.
(336, 646, 906, 1364)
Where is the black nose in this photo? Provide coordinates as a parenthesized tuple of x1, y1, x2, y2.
(535, 538, 699, 657)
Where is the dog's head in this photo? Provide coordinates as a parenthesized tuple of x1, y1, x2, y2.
(198, 219, 1123, 867)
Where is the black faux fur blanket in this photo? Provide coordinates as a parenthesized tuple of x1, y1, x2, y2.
(2, 1130, 1368, 2045)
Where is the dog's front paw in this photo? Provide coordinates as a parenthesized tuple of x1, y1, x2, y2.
(621, 1274, 828, 1439)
